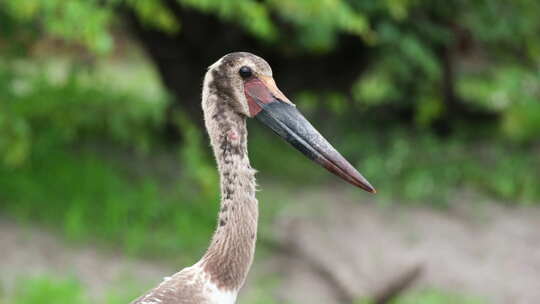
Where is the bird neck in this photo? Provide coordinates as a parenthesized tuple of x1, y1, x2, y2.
(200, 87, 258, 292)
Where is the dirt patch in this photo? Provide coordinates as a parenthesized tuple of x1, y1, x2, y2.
(272, 188, 540, 304)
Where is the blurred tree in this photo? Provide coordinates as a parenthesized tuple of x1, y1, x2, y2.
(124, 0, 373, 138)
(2, 0, 540, 141)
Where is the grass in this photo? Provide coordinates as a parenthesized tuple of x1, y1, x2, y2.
(0, 275, 487, 304)
(0, 147, 217, 260)
(9, 276, 89, 304)
(3, 275, 143, 304)
(388, 289, 486, 304)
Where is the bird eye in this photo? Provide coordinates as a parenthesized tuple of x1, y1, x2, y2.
(239, 66, 252, 79)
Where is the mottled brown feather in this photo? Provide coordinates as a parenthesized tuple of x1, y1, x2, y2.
(131, 52, 269, 304)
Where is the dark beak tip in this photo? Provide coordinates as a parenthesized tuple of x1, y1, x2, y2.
(351, 172, 376, 194)
(358, 183, 376, 194)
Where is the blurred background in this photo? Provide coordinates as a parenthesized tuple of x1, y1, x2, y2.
(1, 1, 539, 303)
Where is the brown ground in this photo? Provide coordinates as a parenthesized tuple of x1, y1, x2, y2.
(269, 188, 540, 304)
(1, 187, 539, 303)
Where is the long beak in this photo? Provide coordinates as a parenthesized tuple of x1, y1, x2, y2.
(244, 75, 376, 193)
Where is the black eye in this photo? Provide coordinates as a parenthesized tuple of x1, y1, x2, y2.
(239, 66, 252, 79)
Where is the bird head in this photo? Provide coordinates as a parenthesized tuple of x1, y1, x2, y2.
(206, 52, 375, 193)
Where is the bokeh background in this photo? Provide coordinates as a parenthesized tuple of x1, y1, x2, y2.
(1, 1, 540, 303)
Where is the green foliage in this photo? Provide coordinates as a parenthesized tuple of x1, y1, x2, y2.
(176, 113, 219, 201)
(268, 0, 372, 50)
(0, 58, 167, 166)
(125, 0, 180, 33)
(251, 117, 540, 205)
(357, 289, 485, 304)
(351, 68, 398, 107)
(348, 0, 540, 136)
(180, 0, 277, 41)
(3, 0, 114, 54)
(502, 101, 540, 142)
(0, 58, 217, 259)
(3, 0, 540, 142)
(353, 129, 540, 205)
(457, 65, 540, 142)
(389, 289, 485, 304)
(1, 0, 373, 52)
(12, 276, 88, 304)
(0, 146, 216, 258)
(6, 275, 143, 304)
(237, 275, 282, 304)
(2, 0, 181, 54)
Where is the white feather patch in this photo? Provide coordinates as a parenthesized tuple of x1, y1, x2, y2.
(194, 262, 238, 304)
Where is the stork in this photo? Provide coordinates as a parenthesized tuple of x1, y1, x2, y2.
(131, 52, 375, 304)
